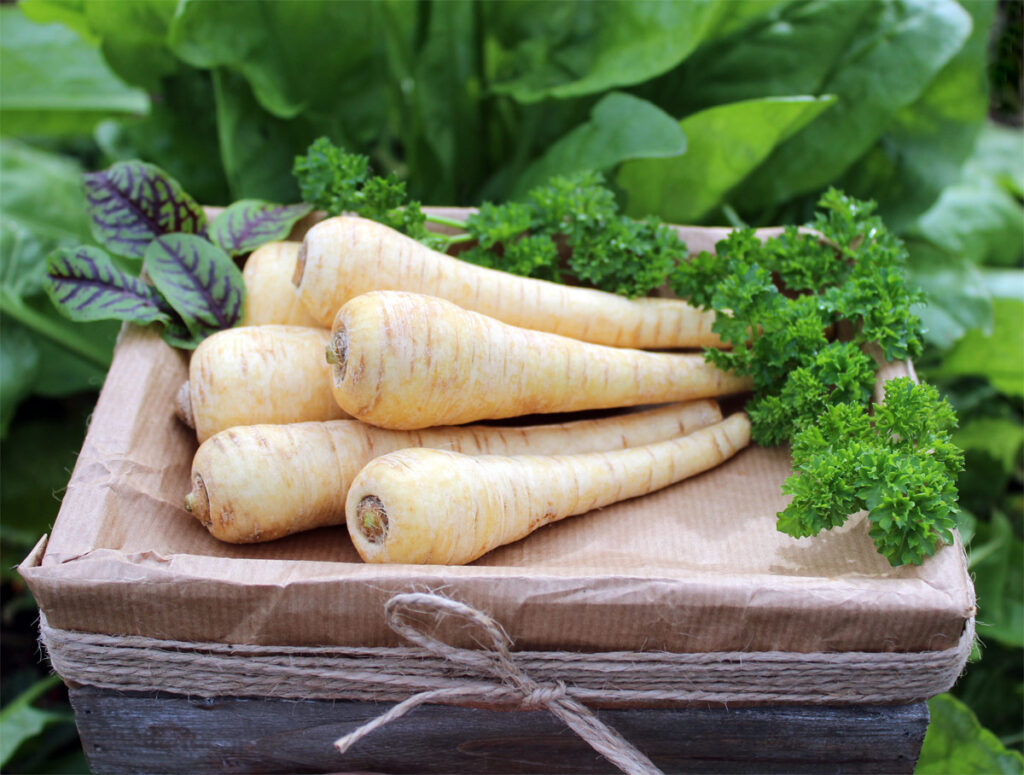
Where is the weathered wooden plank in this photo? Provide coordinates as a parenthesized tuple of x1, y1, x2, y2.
(70, 687, 928, 775)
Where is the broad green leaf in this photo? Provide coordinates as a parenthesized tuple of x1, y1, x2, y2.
(513, 93, 686, 198)
(969, 122, 1024, 199)
(80, 0, 180, 92)
(208, 200, 312, 256)
(0, 139, 93, 261)
(837, 0, 993, 230)
(639, 0, 874, 119)
(84, 160, 208, 258)
(619, 95, 834, 224)
(19, 0, 95, 43)
(968, 511, 1024, 650)
(954, 418, 1024, 476)
(916, 694, 1024, 774)
(983, 269, 1024, 302)
(0, 141, 115, 428)
(700, 0, 795, 40)
(907, 241, 993, 349)
(486, 1, 722, 103)
(734, 0, 972, 213)
(932, 298, 1024, 398)
(21, 0, 179, 92)
(406, 0, 482, 203)
(0, 5, 148, 137)
(911, 181, 1024, 268)
(0, 675, 69, 767)
(45, 245, 169, 324)
(0, 321, 40, 437)
(169, 0, 381, 119)
(95, 70, 231, 206)
(143, 234, 243, 345)
(210, 69, 310, 202)
(902, 122, 1024, 269)
(24, 315, 112, 396)
(0, 402, 93, 546)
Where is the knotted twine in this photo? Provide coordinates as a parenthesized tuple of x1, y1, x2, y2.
(333, 592, 663, 775)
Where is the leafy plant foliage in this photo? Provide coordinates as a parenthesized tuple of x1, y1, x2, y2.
(916, 694, 1024, 774)
(208, 200, 312, 257)
(780, 379, 963, 566)
(294, 139, 690, 298)
(46, 159, 305, 348)
(83, 160, 208, 258)
(3, 0, 1021, 764)
(143, 234, 243, 339)
(672, 190, 964, 565)
(45, 246, 169, 324)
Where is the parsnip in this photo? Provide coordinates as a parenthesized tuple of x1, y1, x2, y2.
(185, 400, 722, 543)
(241, 242, 322, 327)
(296, 216, 721, 348)
(329, 291, 751, 429)
(347, 412, 752, 565)
(180, 325, 349, 442)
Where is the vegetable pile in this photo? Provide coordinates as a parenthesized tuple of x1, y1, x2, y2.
(44, 142, 964, 568)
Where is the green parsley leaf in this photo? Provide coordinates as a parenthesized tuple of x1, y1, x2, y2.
(780, 378, 963, 566)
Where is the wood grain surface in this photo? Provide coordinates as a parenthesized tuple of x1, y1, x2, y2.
(70, 687, 928, 774)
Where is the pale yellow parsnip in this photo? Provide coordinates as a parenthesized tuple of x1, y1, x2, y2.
(186, 400, 723, 543)
(347, 412, 752, 565)
(241, 242, 322, 327)
(183, 325, 349, 442)
(329, 291, 751, 429)
(296, 216, 721, 348)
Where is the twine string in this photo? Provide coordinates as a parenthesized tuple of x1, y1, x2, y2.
(333, 593, 664, 775)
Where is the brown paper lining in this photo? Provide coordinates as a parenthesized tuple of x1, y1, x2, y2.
(19, 323, 974, 654)
(19, 211, 974, 655)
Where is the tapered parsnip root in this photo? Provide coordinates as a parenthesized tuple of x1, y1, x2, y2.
(186, 401, 723, 543)
(296, 216, 721, 348)
(241, 242, 322, 327)
(330, 291, 751, 429)
(184, 325, 350, 442)
(347, 412, 752, 564)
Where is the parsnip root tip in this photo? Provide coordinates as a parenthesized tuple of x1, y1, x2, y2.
(176, 382, 195, 429)
(357, 495, 388, 543)
(327, 326, 348, 384)
(185, 475, 212, 528)
(292, 241, 307, 287)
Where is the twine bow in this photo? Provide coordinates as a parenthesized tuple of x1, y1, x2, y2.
(333, 592, 663, 775)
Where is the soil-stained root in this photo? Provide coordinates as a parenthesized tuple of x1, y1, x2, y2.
(347, 412, 752, 565)
(296, 216, 721, 348)
(241, 242, 322, 328)
(183, 325, 349, 442)
(185, 401, 723, 543)
(329, 291, 752, 429)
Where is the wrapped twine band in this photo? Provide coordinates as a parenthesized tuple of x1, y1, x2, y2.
(42, 593, 973, 775)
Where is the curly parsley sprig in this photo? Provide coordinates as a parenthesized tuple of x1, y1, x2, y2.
(672, 189, 960, 566)
(780, 379, 963, 566)
(293, 138, 686, 298)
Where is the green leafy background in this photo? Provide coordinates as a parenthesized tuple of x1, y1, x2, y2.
(1, 0, 1021, 770)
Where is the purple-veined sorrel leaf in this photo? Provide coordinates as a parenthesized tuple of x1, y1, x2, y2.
(143, 234, 244, 341)
(160, 313, 202, 350)
(83, 161, 207, 259)
(45, 245, 170, 325)
(209, 200, 313, 257)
